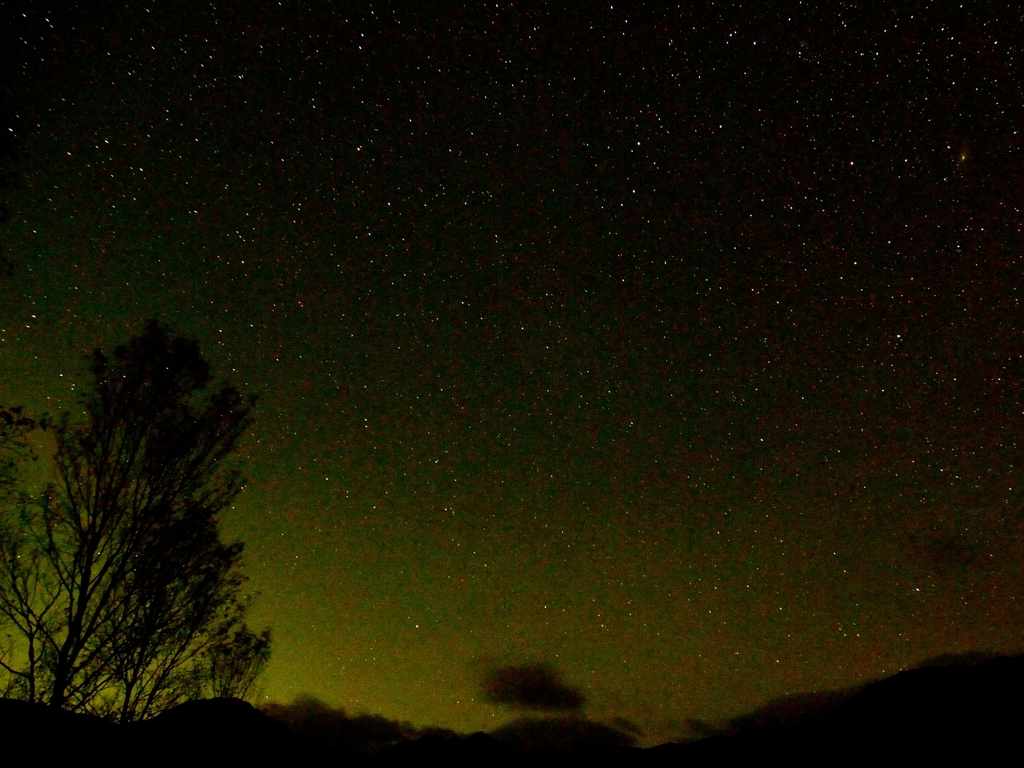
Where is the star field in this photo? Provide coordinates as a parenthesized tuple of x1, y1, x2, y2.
(1, 1, 1022, 745)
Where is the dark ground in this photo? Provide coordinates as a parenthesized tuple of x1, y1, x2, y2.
(1, 654, 1021, 766)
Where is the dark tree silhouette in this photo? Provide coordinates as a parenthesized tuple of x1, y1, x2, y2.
(0, 321, 269, 721)
(0, 406, 44, 700)
(205, 623, 271, 700)
(0, 406, 37, 495)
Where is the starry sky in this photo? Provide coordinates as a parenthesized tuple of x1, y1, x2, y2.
(1, 1, 1022, 746)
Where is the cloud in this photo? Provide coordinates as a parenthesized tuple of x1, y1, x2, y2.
(481, 663, 586, 711)
(490, 715, 638, 752)
(261, 695, 457, 755)
(610, 716, 644, 738)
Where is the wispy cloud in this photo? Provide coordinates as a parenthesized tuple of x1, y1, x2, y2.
(262, 695, 457, 754)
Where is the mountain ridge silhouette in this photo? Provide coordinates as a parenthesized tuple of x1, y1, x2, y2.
(1, 653, 1021, 765)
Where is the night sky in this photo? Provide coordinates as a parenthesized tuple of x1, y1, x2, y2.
(2, 1, 1022, 745)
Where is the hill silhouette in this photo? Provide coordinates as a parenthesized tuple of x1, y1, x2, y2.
(656, 652, 1024, 765)
(0, 699, 115, 763)
(123, 698, 299, 764)
(1, 654, 1023, 765)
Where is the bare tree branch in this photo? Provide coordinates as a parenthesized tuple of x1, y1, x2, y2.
(0, 321, 271, 720)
